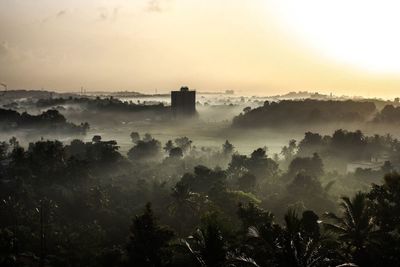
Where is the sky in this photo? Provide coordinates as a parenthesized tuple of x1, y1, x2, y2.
(0, 0, 400, 98)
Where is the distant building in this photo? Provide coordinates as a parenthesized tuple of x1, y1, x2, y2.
(346, 161, 383, 173)
(171, 86, 196, 117)
(346, 154, 390, 173)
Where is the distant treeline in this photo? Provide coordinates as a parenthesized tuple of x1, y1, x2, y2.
(373, 104, 400, 123)
(0, 90, 79, 102)
(0, 108, 89, 134)
(36, 97, 168, 113)
(232, 100, 400, 128)
(280, 129, 399, 174)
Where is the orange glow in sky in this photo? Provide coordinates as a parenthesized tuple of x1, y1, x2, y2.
(0, 0, 399, 98)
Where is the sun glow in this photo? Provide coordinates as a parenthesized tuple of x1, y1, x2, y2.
(266, 0, 400, 74)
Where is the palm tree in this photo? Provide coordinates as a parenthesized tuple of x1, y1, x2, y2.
(184, 221, 258, 267)
(324, 192, 376, 264)
(247, 209, 331, 267)
(169, 181, 198, 213)
(168, 181, 208, 235)
(280, 209, 329, 267)
(127, 203, 175, 267)
(184, 225, 226, 267)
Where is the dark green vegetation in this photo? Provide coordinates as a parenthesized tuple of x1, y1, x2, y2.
(373, 104, 400, 123)
(1, 129, 400, 267)
(232, 100, 400, 128)
(0, 108, 89, 135)
(282, 129, 400, 173)
(34, 97, 171, 127)
(36, 97, 167, 114)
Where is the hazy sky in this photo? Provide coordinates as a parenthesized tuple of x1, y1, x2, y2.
(1, 0, 399, 98)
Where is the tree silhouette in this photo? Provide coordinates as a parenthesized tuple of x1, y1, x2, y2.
(324, 192, 376, 265)
(169, 147, 183, 158)
(175, 137, 192, 153)
(127, 203, 174, 267)
(168, 181, 205, 235)
(222, 140, 234, 156)
(130, 132, 140, 143)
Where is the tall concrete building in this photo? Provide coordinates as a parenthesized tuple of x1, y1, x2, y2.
(171, 86, 196, 117)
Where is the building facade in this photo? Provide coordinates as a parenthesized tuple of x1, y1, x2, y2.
(171, 86, 196, 117)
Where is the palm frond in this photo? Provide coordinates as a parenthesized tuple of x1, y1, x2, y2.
(226, 255, 261, 267)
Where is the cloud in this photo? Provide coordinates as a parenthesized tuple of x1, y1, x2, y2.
(56, 10, 67, 17)
(147, 0, 162, 12)
(0, 42, 9, 56)
(41, 9, 68, 24)
(98, 7, 119, 21)
(146, 0, 174, 13)
(99, 12, 107, 20)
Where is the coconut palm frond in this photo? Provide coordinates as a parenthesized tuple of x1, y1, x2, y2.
(226, 255, 260, 267)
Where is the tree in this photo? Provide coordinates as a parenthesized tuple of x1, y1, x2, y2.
(183, 218, 227, 267)
(222, 140, 234, 155)
(92, 135, 102, 143)
(127, 203, 174, 267)
(40, 109, 67, 124)
(9, 136, 18, 149)
(237, 202, 273, 231)
(143, 133, 153, 142)
(300, 210, 320, 239)
(368, 173, 400, 265)
(0, 141, 9, 161)
(237, 173, 256, 192)
(243, 107, 251, 114)
(163, 140, 174, 153)
(287, 153, 324, 178)
(248, 148, 278, 180)
(381, 161, 394, 174)
(128, 139, 162, 162)
(175, 137, 192, 153)
(331, 129, 367, 161)
(180, 165, 227, 194)
(168, 181, 204, 235)
(228, 149, 278, 182)
(169, 147, 183, 158)
(87, 139, 121, 164)
(130, 132, 140, 143)
(246, 209, 335, 267)
(324, 192, 376, 265)
(287, 172, 324, 198)
(183, 214, 253, 267)
(297, 132, 324, 156)
(281, 139, 297, 162)
(67, 139, 86, 159)
(368, 173, 400, 232)
(276, 209, 331, 267)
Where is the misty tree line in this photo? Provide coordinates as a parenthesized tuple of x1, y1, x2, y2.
(233, 99, 400, 128)
(1, 130, 400, 266)
(35, 97, 167, 113)
(0, 108, 89, 135)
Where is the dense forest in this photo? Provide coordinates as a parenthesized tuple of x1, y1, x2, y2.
(0, 108, 89, 135)
(35, 97, 168, 113)
(232, 100, 400, 128)
(1, 129, 400, 266)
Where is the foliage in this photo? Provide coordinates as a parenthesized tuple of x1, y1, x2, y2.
(232, 100, 376, 128)
(0, 108, 89, 134)
(1, 134, 400, 266)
